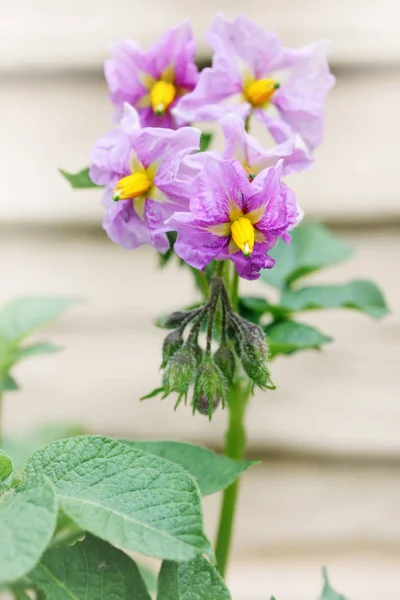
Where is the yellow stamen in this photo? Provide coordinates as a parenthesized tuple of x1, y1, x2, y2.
(150, 80, 176, 115)
(244, 78, 280, 108)
(231, 217, 255, 257)
(113, 172, 151, 201)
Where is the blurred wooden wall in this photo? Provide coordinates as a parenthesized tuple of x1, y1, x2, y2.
(1, 2, 400, 599)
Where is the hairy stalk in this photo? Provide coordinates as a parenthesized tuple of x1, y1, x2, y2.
(215, 379, 251, 576)
(214, 264, 252, 576)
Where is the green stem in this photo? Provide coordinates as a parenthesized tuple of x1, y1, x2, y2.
(215, 380, 251, 577)
(190, 267, 210, 300)
(0, 393, 3, 447)
(231, 267, 239, 313)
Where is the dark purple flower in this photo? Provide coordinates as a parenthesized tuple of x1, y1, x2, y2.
(168, 155, 301, 280)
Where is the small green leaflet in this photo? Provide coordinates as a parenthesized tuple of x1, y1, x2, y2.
(260, 223, 353, 290)
(157, 556, 231, 600)
(30, 534, 151, 600)
(0, 451, 13, 483)
(24, 436, 212, 562)
(266, 321, 332, 357)
(59, 167, 100, 189)
(281, 280, 388, 319)
(0, 477, 57, 585)
(124, 440, 257, 496)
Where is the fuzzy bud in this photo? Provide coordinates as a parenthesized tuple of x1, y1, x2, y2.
(193, 354, 226, 419)
(163, 343, 197, 397)
(214, 343, 236, 383)
(161, 329, 183, 368)
(232, 316, 272, 389)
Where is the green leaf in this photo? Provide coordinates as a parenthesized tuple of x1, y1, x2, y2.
(199, 133, 213, 152)
(0, 372, 18, 392)
(25, 436, 211, 561)
(30, 534, 151, 600)
(124, 441, 257, 496)
(11, 590, 31, 600)
(260, 223, 353, 289)
(281, 280, 388, 319)
(239, 296, 291, 323)
(17, 342, 61, 358)
(319, 568, 348, 600)
(0, 296, 77, 344)
(0, 451, 13, 483)
(266, 321, 333, 357)
(138, 563, 158, 594)
(59, 167, 99, 189)
(2, 422, 84, 474)
(157, 556, 231, 600)
(0, 477, 57, 585)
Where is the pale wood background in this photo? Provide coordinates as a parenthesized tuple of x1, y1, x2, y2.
(1, 1, 400, 598)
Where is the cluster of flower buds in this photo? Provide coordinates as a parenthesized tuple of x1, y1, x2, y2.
(152, 275, 274, 419)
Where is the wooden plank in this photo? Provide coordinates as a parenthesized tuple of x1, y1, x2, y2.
(2, 0, 400, 71)
(2, 71, 400, 225)
(1, 226, 398, 458)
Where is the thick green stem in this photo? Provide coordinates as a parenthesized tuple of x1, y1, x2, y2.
(215, 381, 251, 576)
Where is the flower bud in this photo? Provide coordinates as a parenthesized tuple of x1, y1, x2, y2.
(214, 343, 236, 383)
(232, 316, 273, 389)
(163, 343, 197, 397)
(193, 354, 226, 419)
(161, 329, 183, 368)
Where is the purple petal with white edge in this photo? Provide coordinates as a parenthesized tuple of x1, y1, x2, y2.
(133, 126, 200, 171)
(172, 66, 248, 124)
(168, 212, 229, 271)
(189, 156, 251, 222)
(273, 40, 335, 148)
(207, 14, 284, 79)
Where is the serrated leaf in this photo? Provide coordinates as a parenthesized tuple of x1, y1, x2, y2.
(30, 534, 151, 600)
(59, 167, 99, 189)
(261, 223, 353, 289)
(281, 280, 388, 319)
(124, 441, 257, 496)
(157, 556, 231, 600)
(0, 476, 57, 585)
(1, 422, 83, 475)
(0, 451, 13, 482)
(199, 133, 213, 152)
(319, 568, 348, 600)
(24, 436, 211, 562)
(0, 296, 77, 344)
(265, 321, 332, 357)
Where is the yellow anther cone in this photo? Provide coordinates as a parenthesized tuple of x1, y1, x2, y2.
(245, 79, 279, 107)
(231, 217, 255, 256)
(150, 81, 176, 115)
(113, 172, 151, 201)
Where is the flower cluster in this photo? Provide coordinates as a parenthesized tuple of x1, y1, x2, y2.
(90, 14, 334, 281)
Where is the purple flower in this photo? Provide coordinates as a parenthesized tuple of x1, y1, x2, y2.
(105, 21, 199, 129)
(90, 105, 200, 252)
(168, 155, 301, 280)
(173, 14, 335, 149)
